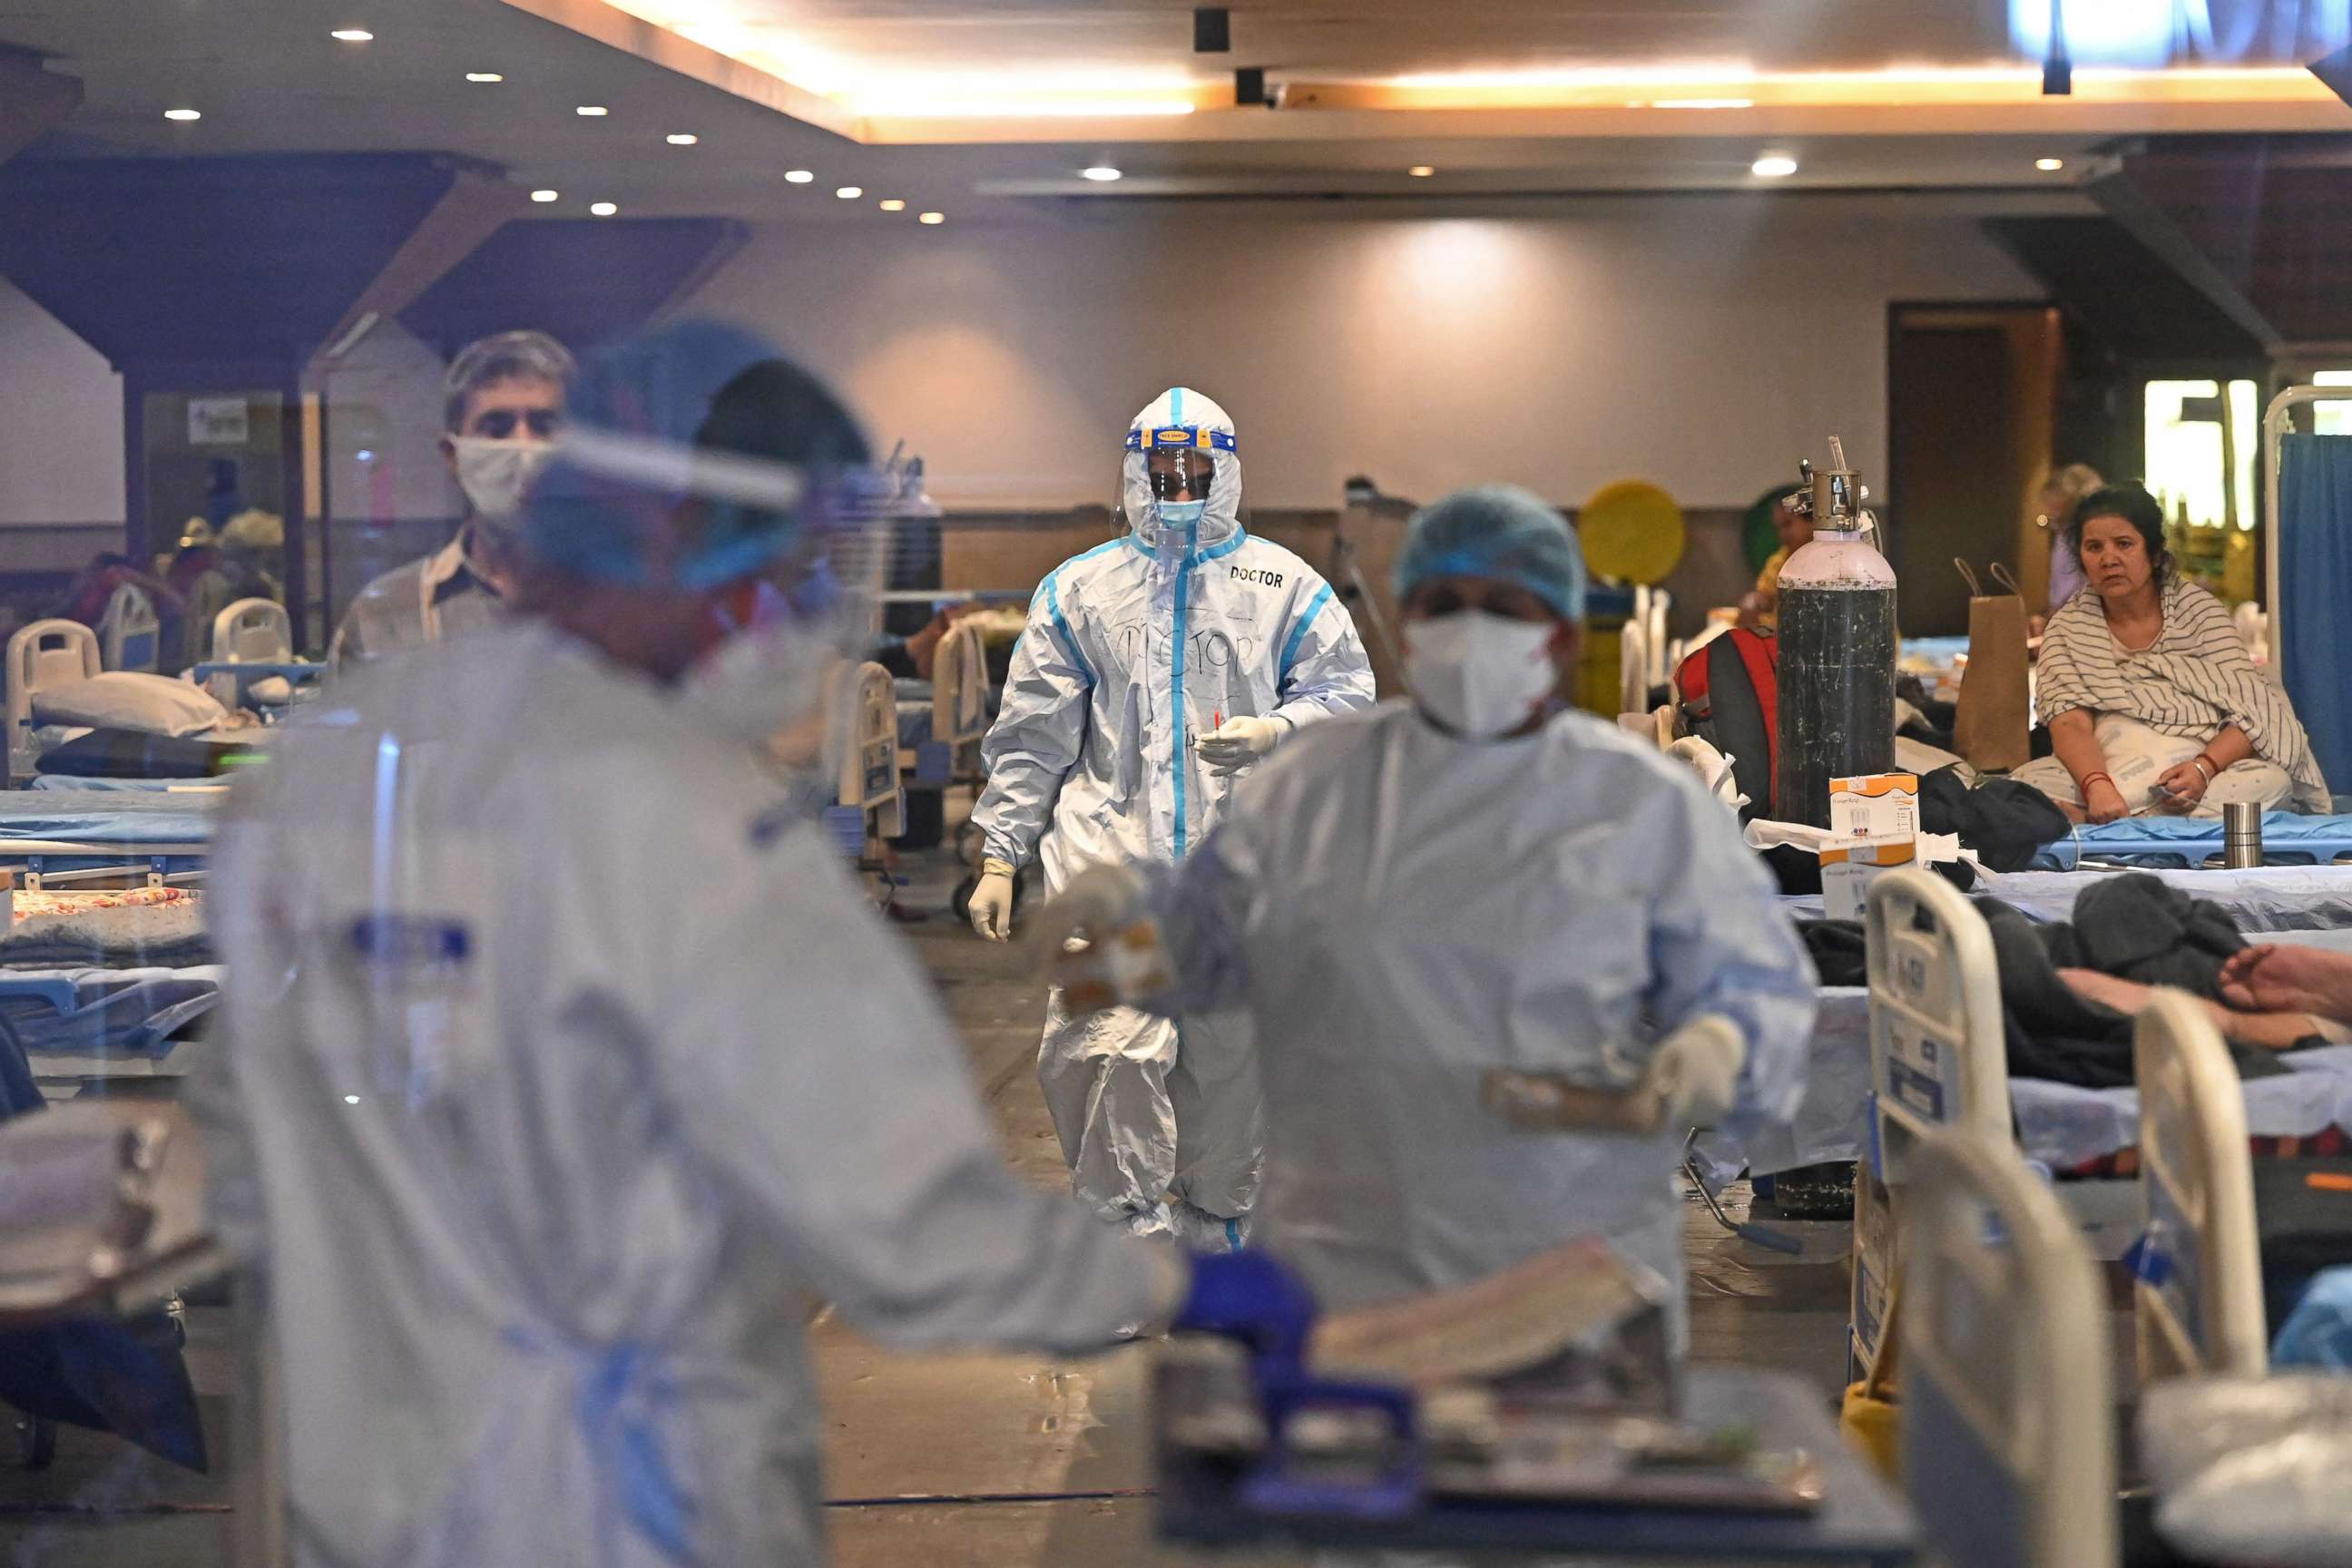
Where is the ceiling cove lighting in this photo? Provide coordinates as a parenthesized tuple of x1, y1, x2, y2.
(1750, 152, 1799, 178)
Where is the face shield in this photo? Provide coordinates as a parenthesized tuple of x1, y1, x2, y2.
(1116, 402, 1243, 556)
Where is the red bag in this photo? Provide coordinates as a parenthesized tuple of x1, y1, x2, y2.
(1675, 629, 1779, 819)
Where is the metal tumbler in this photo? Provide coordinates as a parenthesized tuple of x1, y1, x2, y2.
(2223, 800, 2264, 868)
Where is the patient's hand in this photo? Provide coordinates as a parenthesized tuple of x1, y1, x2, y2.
(2220, 945, 2352, 1025)
(2060, 966, 2331, 1052)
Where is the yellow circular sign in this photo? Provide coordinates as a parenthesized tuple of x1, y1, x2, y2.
(1578, 480, 1685, 586)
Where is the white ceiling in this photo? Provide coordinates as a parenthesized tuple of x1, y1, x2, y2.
(2, 0, 2345, 223)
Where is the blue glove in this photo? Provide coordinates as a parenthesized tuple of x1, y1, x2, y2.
(1173, 1251, 1318, 1374)
(2274, 1266, 2352, 1369)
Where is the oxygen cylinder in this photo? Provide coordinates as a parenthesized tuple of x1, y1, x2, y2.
(1774, 440, 1897, 828)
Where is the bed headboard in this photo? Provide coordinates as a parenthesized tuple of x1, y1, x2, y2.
(1866, 867, 2010, 1186)
(98, 583, 161, 673)
(931, 617, 993, 749)
(6, 619, 102, 783)
(832, 660, 906, 838)
(2132, 989, 2267, 1383)
(211, 598, 294, 666)
(1900, 1128, 2118, 1568)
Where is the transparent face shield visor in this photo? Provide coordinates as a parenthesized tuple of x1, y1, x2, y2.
(1117, 424, 1233, 552)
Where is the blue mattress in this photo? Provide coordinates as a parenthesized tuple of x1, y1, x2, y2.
(2034, 812, 2352, 870)
(5, 965, 220, 1063)
(1698, 979, 2352, 1180)
(24, 776, 225, 796)
(0, 790, 213, 847)
(1781, 866, 2352, 935)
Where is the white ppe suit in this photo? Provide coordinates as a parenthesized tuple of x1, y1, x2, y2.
(971, 387, 1376, 1242)
(1133, 701, 1817, 1344)
(193, 622, 1176, 1568)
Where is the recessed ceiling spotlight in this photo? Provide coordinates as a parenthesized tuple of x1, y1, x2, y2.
(918, 211, 946, 225)
(330, 27, 373, 42)
(530, 189, 559, 202)
(836, 185, 864, 199)
(1407, 164, 1436, 177)
(1082, 165, 1123, 181)
(163, 107, 201, 121)
(784, 169, 814, 184)
(1750, 153, 1799, 178)
(667, 132, 698, 145)
(576, 105, 609, 117)
(466, 72, 504, 83)
(590, 201, 617, 216)
(878, 199, 906, 211)
(2035, 156, 2065, 172)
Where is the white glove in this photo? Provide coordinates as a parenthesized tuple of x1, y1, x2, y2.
(969, 858, 1017, 941)
(1196, 715, 1285, 777)
(1637, 1014, 1746, 1130)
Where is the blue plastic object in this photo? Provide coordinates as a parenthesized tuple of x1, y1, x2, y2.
(2278, 432, 2352, 793)
(2271, 1265, 2352, 1369)
(1174, 1250, 1318, 1375)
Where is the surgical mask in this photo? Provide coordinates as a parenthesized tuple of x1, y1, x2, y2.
(1403, 611, 1558, 739)
(1153, 498, 1207, 531)
(450, 437, 555, 532)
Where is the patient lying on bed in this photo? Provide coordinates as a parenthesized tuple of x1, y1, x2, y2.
(2061, 966, 2350, 1052)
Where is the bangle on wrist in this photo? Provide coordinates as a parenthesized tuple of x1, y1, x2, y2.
(2192, 754, 2219, 782)
(2080, 771, 2113, 793)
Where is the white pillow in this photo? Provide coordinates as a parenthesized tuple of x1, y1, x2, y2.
(31, 672, 230, 739)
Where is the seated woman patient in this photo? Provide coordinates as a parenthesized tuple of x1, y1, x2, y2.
(2013, 483, 2328, 823)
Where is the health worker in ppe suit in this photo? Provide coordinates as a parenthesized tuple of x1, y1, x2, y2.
(1038, 484, 1816, 1347)
(329, 328, 575, 670)
(969, 387, 1376, 1247)
(193, 324, 1298, 1568)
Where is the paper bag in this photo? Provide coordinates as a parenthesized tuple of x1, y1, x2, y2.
(1950, 559, 2030, 772)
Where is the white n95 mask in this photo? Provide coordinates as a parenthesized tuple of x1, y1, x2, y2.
(1403, 611, 1558, 739)
(450, 436, 555, 532)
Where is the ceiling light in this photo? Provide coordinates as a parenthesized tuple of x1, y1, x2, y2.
(2035, 156, 2065, 172)
(865, 98, 1196, 119)
(918, 211, 945, 225)
(1406, 164, 1436, 177)
(590, 201, 618, 216)
(666, 132, 698, 145)
(1652, 97, 1752, 109)
(330, 27, 373, 42)
(836, 185, 863, 199)
(466, 72, 504, 83)
(878, 199, 906, 211)
(576, 105, 609, 116)
(784, 169, 814, 184)
(163, 108, 201, 121)
(530, 189, 559, 202)
(1081, 165, 1123, 181)
(1750, 153, 1799, 178)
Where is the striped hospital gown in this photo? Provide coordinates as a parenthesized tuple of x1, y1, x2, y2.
(2037, 574, 2328, 809)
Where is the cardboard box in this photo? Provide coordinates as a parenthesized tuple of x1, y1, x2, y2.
(1819, 834, 1916, 923)
(1829, 772, 1919, 840)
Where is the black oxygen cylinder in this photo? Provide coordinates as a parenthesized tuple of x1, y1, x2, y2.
(1774, 531, 1898, 828)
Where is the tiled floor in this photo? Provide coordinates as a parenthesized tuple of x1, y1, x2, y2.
(0, 831, 1877, 1567)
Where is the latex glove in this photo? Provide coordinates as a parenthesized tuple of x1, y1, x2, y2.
(969, 858, 1017, 941)
(1636, 1014, 1746, 1130)
(1196, 715, 1285, 778)
(1172, 1250, 1319, 1375)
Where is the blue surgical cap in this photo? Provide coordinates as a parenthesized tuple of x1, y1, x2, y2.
(1394, 484, 1587, 622)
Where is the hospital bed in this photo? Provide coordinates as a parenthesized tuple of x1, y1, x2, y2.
(2035, 813, 2352, 870)
(97, 582, 161, 674)
(897, 614, 992, 795)
(822, 660, 906, 883)
(2130, 990, 2268, 1383)
(7, 619, 102, 783)
(1900, 1126, 2119, 1568)
(189, 597, 323, 714)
